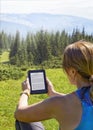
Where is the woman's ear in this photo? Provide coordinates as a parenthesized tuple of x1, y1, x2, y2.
(67, 67, 77, 84)
(68, 68, 77, 77)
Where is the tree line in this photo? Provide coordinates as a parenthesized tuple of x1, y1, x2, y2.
(0, 28, 93, 67)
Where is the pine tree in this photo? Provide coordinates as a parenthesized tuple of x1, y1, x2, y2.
(26, 33, 34, 65)
(34, 30, 50, 64)
(9, 31, 20, 64)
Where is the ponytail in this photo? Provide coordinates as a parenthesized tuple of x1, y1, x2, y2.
(89, 75, 93, 101)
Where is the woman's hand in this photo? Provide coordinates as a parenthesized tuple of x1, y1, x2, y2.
(46, 78, 56, 97)
(22, 78, 30, 94)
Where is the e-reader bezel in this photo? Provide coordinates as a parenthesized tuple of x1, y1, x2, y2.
(28, 70, 47, 94)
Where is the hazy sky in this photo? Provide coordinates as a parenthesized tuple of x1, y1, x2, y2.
(1, 0, 93, 20)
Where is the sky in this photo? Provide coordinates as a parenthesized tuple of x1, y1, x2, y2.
(0, 0, 93, 20)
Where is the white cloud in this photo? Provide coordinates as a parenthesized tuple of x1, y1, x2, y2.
(1, 0, 93, 20)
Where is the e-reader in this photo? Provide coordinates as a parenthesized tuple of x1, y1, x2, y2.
(28, 70, 48, 94)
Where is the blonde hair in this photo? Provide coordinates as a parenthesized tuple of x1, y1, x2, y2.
(62, 40, 93, 100)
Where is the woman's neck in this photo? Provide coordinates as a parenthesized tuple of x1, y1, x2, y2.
(76, 78, 90, 89)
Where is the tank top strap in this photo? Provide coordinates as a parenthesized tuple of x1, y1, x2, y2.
(75, 87, 93, 130)
(75, 86, 93, 106)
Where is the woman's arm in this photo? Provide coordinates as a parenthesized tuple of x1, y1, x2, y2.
(14, 78, 65, 123)
(14, 96, 58, 122)
(14, 78, 58, 122)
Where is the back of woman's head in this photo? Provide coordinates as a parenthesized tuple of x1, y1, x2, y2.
(62, 40, 93, 100)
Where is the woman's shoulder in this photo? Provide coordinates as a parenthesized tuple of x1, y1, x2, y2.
(48, 92, 80, 115)
(49, 92, 82, 129)
(48, 91, 80, 107)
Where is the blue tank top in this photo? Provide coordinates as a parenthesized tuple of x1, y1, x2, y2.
(75, 87, 93, 130)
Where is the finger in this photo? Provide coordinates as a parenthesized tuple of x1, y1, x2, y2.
(46, 77, 50, 83)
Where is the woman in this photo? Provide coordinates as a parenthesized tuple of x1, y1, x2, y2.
(14, 40, 93, 130)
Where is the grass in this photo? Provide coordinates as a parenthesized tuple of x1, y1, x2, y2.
(0, 51, 9, 63)
(0, 68, 76, 130)
(0, 52, 76, 130)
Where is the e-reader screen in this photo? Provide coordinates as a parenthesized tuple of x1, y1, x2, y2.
(28, 70, 47, 94)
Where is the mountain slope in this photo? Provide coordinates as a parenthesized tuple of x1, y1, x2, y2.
(0, 13, 93, 36)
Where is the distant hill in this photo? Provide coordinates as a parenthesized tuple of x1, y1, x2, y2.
(0, 13, 93, 36)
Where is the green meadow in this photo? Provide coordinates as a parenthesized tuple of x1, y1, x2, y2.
(0, 51, 9, 63)
(0, 52, 76, 130)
